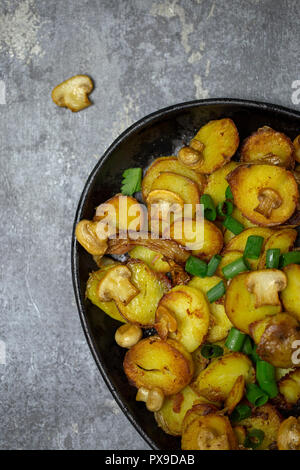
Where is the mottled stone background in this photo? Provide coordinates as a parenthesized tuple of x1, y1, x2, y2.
(0, 0, 299, 450)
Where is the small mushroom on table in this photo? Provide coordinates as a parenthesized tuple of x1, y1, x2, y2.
(52, 75, 93, 112)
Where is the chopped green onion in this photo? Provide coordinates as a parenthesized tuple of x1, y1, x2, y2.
(200, 194, 217, 221)
(280, 251, 300, 267)
(121, 168, 142, 195)
(266, 248, 281, 269)
(246, 383, 269, 407)
(251, 344, 261, 363)
(185, 256, 207, 278)
(222, 257, 250, 279)
(231, 404, 252, 423)
(242, 336, 253, 356)
(223, 215, 244, 235)
(256, 360, 278, 398)
(225, 327, 246, 351)
(201, 344, 223, 359)
(244, 235, 264, 260)
(225, 185, 234, 200)
(216, 200, 234, 218)
(207, 255, 222, 276)
(206, 281, 226, 303)
(244, 429, 265, 449)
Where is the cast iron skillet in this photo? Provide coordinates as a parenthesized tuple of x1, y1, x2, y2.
(71, 99, 300, 450)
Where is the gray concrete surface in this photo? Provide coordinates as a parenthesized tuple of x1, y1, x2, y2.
(0, 0, 299, 450)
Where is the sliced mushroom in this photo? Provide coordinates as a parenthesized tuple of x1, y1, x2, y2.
(75, 219, 108, 256)
(146, 189, 184, 220)
(254, 188, 283, 219)
(278, 416, 300, 450)
(136, 386, 165, 412)
(155, 305, 178, 340)
(51, 75, 93, 112)
(246, 269, 287, 307)
(98, 265, 139, 305)
(115, 324, 142, 348)
(178, 139, 205, 170)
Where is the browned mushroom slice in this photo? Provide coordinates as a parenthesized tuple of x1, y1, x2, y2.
(293, 135, 300, 163)
(98, 265, 139, 305)
(75, 219, 108, 256)
(245, 269, 287, 308)
(51, 75, 93, 112)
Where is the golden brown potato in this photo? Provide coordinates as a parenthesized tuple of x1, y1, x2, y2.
(155, 285, 210, 352)
(180, 118, 239, 174)
(181, 406, 237, 450)
(51, 75, 93, 112)
(294, 135, 300, 163)
(155, 386, 215, 436)
(277, 416, 300, 450)
(241, 126, 295, 169)
(227, 164, 299, 226)
(223, 227, 274, 254)
(225, 375, 245, 414)
(250, 313, 300, 368)
(94, 194, 146, 234)
(168, 219, 223, 261)
(142, 156, 206, 200)
(85, 264, 126, 323)
(123, 336, 194, 395)
(239, 404, 282, 450)
(128, 246, 170, 273)
(191, 352, 255, 402)
(149, 171, 200, 217)
(258, 228, 297, 269)
(281, 264, 300, 322)
(278, 369, 300, 406)
(188, 276, 233, 342)
(225, 272, 281, 334)
(115, 260, 169, 326)
(203, 162, 240, 205)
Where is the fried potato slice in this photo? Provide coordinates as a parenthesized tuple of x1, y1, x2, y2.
(227, 164, 299, 226)
(241, 126, 295, 169)
(128, 246, 170, 273)
(123, 336, 194, 395)
(281, 264, 300, 322)
(94, 194, 146, 234)
(225, 272, 281, 333)
(155, 385, 215, 436)
(115, 260, 169, 326)
(142, 157, 206, 200)
(191, 352, 255, 402)
(149, 171, 200, 216)
(188, 276, 233, 342)
(204, 162, 240, 205)
(190, 118, 239, 174)
(223, 227, 274, 253)
(277, 416, 300, 450)
(181, 406, 237, 450)
(155, 285, 210, 352)
(278, 369, 300, 406)
(225, 375, 245, 414)
(250, 313, 300, 368)
(294, 135, 300, 163)
(51, 75, 93, 112)
(258, 228, 297, 269)
(85, 263, 126, 323)
(168, 219, 223, 261)
(239, 404, 282, 450)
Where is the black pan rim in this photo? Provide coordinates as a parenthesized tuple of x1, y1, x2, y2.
(71, 98, 300, 450)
